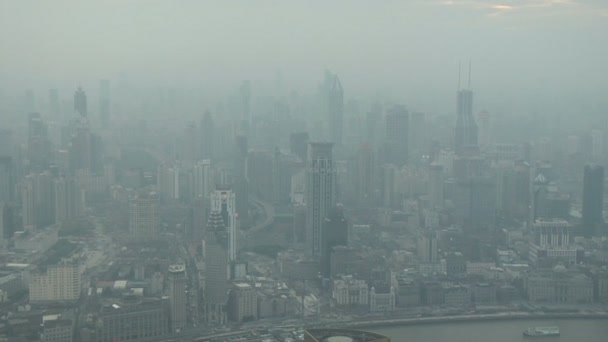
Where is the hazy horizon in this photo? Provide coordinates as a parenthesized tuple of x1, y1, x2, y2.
(1, 0, 607, 116)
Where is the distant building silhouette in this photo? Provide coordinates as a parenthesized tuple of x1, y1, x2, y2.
(454, 64, 478, 155)
(306, 143, 336, 256)
(322, 71, 344, 145)
(74, 86, 87, 117)
(582, 164, 604, 237)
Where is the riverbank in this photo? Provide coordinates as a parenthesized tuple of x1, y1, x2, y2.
(344, 311, 608, 330)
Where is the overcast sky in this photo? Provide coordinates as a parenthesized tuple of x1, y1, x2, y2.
(1, 0, 607, 115)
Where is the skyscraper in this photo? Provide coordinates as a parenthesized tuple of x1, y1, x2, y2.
(200, 111, 215, 160)
(582, 164, 604, 237)
(49, 89, 60, 118)
(454, 65, 478, 156)
(168, 264, 187, 332)
(74, 87, 87, 117)
(54, 176, 83, 224)
(384, 105, 409, 166)
(204, 210, 229, 324)
(28, 112, 50, 170)
(99, 79, 111, 127)
(210, 188, 237, 261)
(306, 142, 336, 256)
(321, 206, 348, 278)
(193, 160, 212, 200)
(323, 71, 344, 145)
(129, 192, 160, 241)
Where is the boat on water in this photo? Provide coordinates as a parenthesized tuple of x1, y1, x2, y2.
(523, 326, 560, 337)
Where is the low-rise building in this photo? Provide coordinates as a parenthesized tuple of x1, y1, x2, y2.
(332, 275, 368, 307)
(525, 266, 593, 304)
(443, 284, 471, 307)
(229, 282, 257, 322)
(369, 285, 395, 312)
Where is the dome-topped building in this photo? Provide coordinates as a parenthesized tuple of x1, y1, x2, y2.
(304, 329, 390, 342)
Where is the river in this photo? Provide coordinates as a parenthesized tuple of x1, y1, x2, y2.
(372, 318, 608, 342)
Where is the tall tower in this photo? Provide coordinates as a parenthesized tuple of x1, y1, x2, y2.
(582, 164, 604, 237)
(193, 160, 212, 199)
(210, 188, 237, 261)
(168, 264, 187, 332)
(384, 105, 409, 166)
(204, 210, 229, 324)
(306, 142, 336, 256)
(454, 63, 478, 156)
(323, 71, 344, 145)
(129, 192, 160, 241)
(74, 87, 87, 117)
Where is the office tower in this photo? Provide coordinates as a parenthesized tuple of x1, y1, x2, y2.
(582, 164, 604, 237)
(28, 112, 51, 170)
(21, 177, 35, 230)
(49, 89, 60, 118)
(157, 163, 180, 201)
(33, 171, 55, 228)
(74, 87, 87, 117)
(454, 65, 479, 156)
(354, 144, 374, 206)
(454, 177, 496, 233)
(168, 264, 187, 332)
(418, 233, 438, 262)
(247, 151, 274, 202)
(29, 263, 81, 302)
(200, 111, 215, 160)
(204, 210, 229, 324)
(193, 160, 212, 199)
(191, 195, 208, 242)
(99, 79, 110, 127)
(211, 188, 237, 261)
(54, 176, 83, 224)
(409, 111, 425, 158)
(322, 71, 344, 145)
(0, 157, 13, 202)
(129, 192, 160, 241)
(290, 132, 310, 162)
(428, 163, 444, 209)
(379, 164, 397, 209)
(321, 206, 348, 278)
(229, 283, 257, 322)
(68, 121, 94, 173)
(306, 142, 336, 256)
(384, 105, 409, 166)
(0, 203, 15, 246)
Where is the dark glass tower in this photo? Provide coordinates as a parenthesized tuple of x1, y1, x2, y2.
(454, 88, 478, 155)
(582, 164, 604, 237)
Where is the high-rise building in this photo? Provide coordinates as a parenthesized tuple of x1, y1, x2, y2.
(384, 105, 409, 166)
(204, 210, 229, 324)
(428, 163, 444, 209)
(28, 112, 51, 170)
(168, 264, 187, 332)
(229, 283, 257, 322)
(29, 263, 81, 302)
(54, 176, 83, 224)
(99, 80, 110, 128)
(306, 142, 336, 256)
(418, 233, 438, 263)
(74, 87, 87, 117)
(322, 71, 344, 145)
(0, 157, 13, 202)
(210, 188, 237, 261)
(582, 164, 604, 237)
(454, 66, 479, 156)
(129, 192, 160, 241)
(96, 298, 169, 342)
(354, 144, 374, 206)
(321, 206, 348, 278)
(290, 132, 309, 162)
(157, 163, 180, 201)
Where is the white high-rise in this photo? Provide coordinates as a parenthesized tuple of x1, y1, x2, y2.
(210, 188, 237, 261)
(29, 263, 81, 302)
(306, 142, 336, 256)
(168, 264, 187, 332)
(193, 160, 212, 199)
